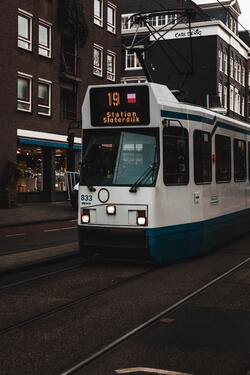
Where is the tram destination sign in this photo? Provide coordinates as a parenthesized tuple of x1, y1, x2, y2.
(90, 85, 150, 126)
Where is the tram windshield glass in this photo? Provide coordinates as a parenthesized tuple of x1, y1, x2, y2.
(81, 129, 159, 187)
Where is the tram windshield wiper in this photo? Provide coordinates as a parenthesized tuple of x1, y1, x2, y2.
(129, 162, 158, 193)
(80, 163, 96, 192)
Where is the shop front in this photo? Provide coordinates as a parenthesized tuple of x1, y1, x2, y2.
(17, 130, 81, 203)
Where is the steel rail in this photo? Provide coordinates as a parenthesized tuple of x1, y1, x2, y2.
(0, 266, 156, 336)
(61, 257, 250, 375)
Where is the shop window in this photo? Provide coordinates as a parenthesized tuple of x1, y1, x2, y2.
(38, 20, 51, 58)
(55, 149, 67, 191)
(17, 146, 43, 192)
(38, 79, 51, 116)
(18, 10, 32, 51)
(17, 73, 32, 112)
(193, 130, 212, 184)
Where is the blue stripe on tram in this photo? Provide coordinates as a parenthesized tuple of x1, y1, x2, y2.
(146, 209, 250, 263)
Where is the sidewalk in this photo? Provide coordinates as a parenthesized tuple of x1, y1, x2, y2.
(0, 201, 77, 228)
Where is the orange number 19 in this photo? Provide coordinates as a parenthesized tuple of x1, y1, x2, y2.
(108, 92, 120, 107)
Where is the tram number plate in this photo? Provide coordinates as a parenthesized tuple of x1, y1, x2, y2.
(81, 194, 93, 204)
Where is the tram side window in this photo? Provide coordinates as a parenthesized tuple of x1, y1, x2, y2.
(193, 130, 212, 184)
(163, 126, 189, 185)
(234, 139, 246, 181)
(215, 134, 231, 182)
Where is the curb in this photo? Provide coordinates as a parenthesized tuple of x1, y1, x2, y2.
(0, 251, 80, 278)
(0, 216, 77, 229)
(0, 242, 79, 276)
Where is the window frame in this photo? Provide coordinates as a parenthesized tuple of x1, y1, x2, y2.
(107, 2, 116, 34)
(38, 78, 52, 116)
(163, 125, 189, 186)
(193, 129, 212, 184)
(234, 138, 246, 182)
(107, 51, 116, 81)
(18, 9, 33, 51)
(93, 44, 103, 77)
(17, 72, 32, 112)
(125, 49, 143, 70)
(38, 19, 52, 58)
(215, 134, 231, 183)
(94, 0, 103, 27)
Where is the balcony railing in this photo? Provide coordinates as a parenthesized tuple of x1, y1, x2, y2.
(61, 51, 80, 78)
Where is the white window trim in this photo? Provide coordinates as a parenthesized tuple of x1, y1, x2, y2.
(107, 50, 116, 81)
(38, 19, 52, 58)
(93, 44, 103, 77)
(94, 0, 103, 27)
(18, 9, 33, 51)
(107, 2, 116, 34)
(224, 54, 228, 75)
(218, 50, 223, 72)
(229, 85, 234, 111)
(38, 78, 52, 116)
(223, 85, 228, 109)
(17, 72, 33, 113)
(121, 76, 147, 84)
(125, 48, 144, 71)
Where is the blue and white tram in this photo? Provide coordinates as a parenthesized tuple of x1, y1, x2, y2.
(78, 83, 250, 263)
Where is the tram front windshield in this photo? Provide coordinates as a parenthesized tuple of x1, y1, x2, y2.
(81, 129, 159, 187)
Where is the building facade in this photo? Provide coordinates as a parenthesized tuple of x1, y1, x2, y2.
(0, 0, 121, 206)
(121, 0, 249, 122)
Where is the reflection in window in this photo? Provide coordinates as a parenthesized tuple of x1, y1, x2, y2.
(93, 45, 103, 76)
(18, 12, 32, 50)
(38, 22, 51, 57)
(17, 146, 43, 192)
(38, 79, 51, 115)
(81, 130, 158, 187)
(17, 74, 32, 112)
(113, 132, 158, 185)
(107, 52, 116, 81)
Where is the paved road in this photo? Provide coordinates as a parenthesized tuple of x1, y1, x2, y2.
(0, 232, 249, 375)
(0, 220, 78, 255)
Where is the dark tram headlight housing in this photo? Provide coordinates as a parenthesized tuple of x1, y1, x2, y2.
(81, 208, 90, 224)
(137, 210, 147, 226)
(106, 205, 116, 215)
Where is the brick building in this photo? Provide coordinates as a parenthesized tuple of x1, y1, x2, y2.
(0, 0, 121, 206)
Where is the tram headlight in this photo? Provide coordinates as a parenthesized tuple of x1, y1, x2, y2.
(106, 205, 116, 215)
(137, 210, 147, 226)
(81, 209, 90, 224)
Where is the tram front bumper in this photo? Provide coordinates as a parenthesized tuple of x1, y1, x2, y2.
(78, 226, 150, 259)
